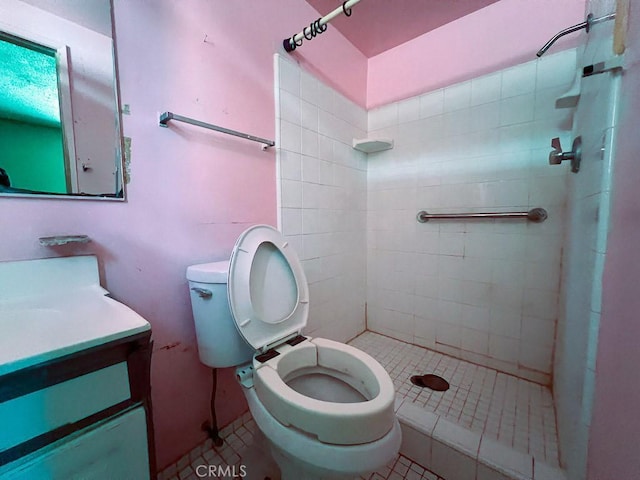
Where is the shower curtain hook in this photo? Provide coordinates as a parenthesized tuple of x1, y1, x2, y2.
(342, 1, 352, 16)
(315, 18, 327, 34)
(303, 25, 313, 40)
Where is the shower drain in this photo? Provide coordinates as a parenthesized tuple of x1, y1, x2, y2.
(410, 374, 450, 392)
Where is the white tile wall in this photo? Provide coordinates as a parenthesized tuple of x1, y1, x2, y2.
(554, 6, 619, 477)
(275, 54, 367, 343)
(367, 50, 577, 383)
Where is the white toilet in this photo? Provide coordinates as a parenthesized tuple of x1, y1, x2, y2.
(187, 225, 401, 480)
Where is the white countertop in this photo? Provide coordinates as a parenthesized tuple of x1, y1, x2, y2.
(0, 256, 151, 376)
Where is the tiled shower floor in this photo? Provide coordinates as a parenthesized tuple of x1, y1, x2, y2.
(349, 331, 560, 467)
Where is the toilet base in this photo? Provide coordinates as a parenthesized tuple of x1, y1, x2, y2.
(243, 385, 401, 480)
(269, 444, 357, 480)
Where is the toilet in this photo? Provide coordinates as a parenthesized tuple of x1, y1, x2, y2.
(187, 225, 401, 479)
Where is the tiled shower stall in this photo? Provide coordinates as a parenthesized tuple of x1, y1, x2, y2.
(365, 49, 575, 386)
(274, 46, 583, 479)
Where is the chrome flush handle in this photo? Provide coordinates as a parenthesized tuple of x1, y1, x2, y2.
(191, 287, 212, 299)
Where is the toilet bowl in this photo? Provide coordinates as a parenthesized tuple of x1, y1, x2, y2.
(252, 336, 396, 445)
(245, 384, 402, 480)
(187, 225, 401, 479)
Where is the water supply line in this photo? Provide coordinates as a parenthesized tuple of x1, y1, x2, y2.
(201, 368, 224, 447)
(537, 12, 616, 57)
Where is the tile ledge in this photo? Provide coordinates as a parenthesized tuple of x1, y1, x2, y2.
(396, 411, 563, 480)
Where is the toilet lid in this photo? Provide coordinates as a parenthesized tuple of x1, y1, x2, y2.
(228, 225, 309, 351)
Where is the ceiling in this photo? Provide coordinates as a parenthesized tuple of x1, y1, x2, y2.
(305, 0, 500, 58)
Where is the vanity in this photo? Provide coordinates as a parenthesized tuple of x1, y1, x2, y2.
(0, 256, 155, 479)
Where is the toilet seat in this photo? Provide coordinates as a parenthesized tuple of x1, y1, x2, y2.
(228, 225, 309, 351)
(253, 337, 396, 445)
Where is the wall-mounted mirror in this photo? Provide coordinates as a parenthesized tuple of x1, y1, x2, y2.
(0, 0, 125, 200)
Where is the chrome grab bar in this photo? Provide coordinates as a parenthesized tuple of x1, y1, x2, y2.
(417, 208, 548, 223)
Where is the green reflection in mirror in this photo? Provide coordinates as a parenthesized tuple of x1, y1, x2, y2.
(0, 35, 67, 194)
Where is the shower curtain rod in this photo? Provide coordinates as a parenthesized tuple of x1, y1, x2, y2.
(283, 0, 362, 52)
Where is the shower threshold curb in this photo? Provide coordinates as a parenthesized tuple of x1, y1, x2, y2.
(395, 399, 566, 480)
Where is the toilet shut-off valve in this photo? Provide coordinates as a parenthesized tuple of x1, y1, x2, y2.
(549, 136, 582, 173)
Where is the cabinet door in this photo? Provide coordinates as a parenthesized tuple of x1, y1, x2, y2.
(0, 362, 131, 453)
(0, 406, 149, 480)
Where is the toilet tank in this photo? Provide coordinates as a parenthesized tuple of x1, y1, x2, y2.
(186, 260, 254, 368)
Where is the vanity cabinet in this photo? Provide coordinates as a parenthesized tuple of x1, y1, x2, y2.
(0, 331, 155, 479)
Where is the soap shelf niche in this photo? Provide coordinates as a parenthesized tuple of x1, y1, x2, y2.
(352, 138, 394, 154)
(39, 235, 91, 247)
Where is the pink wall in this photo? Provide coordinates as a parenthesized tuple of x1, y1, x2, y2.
(284, 17, 368, 107)
(587, 2, 640, 477)
(366, 0, 586, 108)
(0, 0, 365, 470)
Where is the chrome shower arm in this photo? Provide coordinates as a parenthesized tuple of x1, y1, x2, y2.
(536, 18, 590, 57)
(536, 13, 616, 57)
